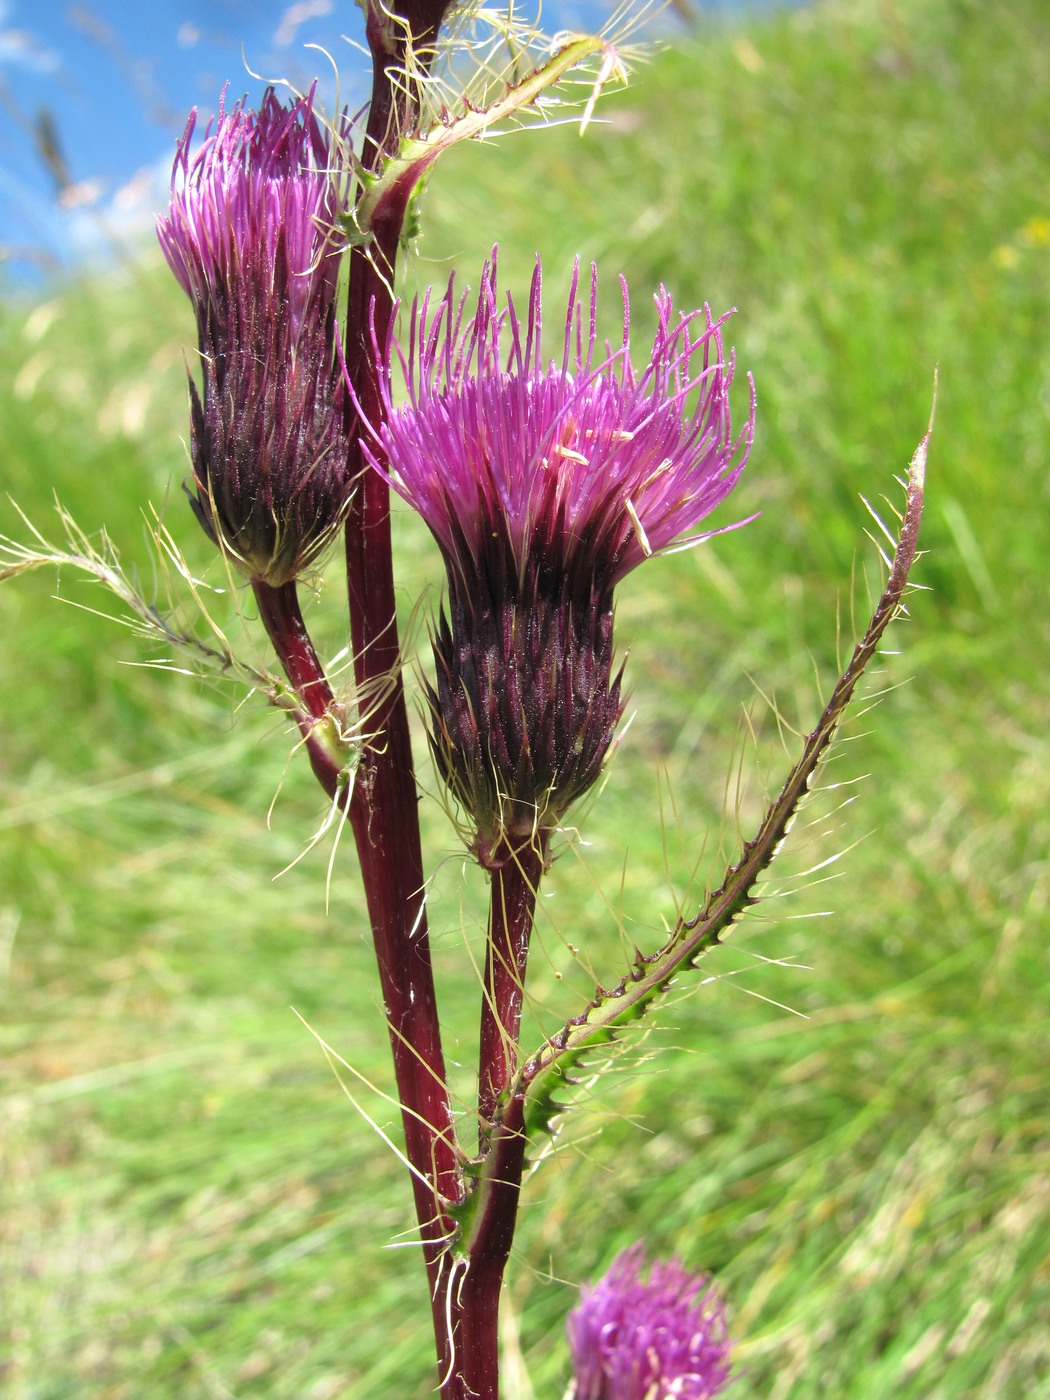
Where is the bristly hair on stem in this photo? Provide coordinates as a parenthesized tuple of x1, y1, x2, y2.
(513, 416, 932, 1147)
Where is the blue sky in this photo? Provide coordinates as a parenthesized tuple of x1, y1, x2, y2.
(0, 2, 389, 283)
(0, 0, 778, 287)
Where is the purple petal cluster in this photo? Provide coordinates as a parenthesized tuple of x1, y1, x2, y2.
(568, 1244, 734, 1400)
(157, 86, 353, 585)
(359, 254, 753, 856)
(367, 254, 754, 591)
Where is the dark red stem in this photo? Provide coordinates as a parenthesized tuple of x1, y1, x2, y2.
(459, 1105, 529, 1400)
(253, 578, 344, 800)
(342, 2, 464, 1393)
(478, 842, 547, 1132)
(454, 841, 546, 1400)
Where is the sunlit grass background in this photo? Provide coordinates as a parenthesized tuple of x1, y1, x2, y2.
(2, 0, 1048, 1395)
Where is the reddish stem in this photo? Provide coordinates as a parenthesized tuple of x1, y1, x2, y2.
(253, 578, 344, 800)
(253, 580, 332, 721)
(459, 1087, 532, 1400)
(478, 842, 547, 1132)
(342, 2, 464, 1392)
(456, 841, 546, 1400)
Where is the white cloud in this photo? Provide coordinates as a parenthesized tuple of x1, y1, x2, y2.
(47, 150, 174, 275)
(273, 1, 334, 49)
(0, 4, 60, 73)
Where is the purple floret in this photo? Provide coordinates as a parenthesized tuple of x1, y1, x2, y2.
(364, 251, 754, 591)
(569, 1244, 734, 1400)
(356, 252, 754, 855)
(157, 86, 354, 585)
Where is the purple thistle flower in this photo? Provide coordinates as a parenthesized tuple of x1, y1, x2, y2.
(568, 1244, 734, 1400)
(157, 86, 353, 585)
(360, 253, 754, 861)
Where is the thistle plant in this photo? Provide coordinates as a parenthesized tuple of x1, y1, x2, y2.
(358, 252, 754, 1136)
(0, 0, 931, 1396)
(361, 254, 753, 866)
(156, 82, 357, 793)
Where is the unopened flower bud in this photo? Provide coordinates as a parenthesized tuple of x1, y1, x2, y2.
(158, 86, 353, 585)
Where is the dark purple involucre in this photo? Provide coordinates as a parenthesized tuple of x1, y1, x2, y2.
(568, 1244, 734, 1400)
(359, 253, 754, 856)
(157, 86, 353, 585)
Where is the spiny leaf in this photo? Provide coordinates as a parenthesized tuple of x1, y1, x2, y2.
(513, 412, 931, 1145)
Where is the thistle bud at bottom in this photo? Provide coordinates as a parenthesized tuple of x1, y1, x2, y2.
(567, 1244, 734, 1400)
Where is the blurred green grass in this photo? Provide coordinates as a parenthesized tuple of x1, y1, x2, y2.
(1, 0, 1048, 1396)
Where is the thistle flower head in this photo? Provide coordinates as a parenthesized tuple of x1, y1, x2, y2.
(371, 253, 753, 589)
(359, 253, 754, 858)
(157, 85, 354, 586)
(568, 1244, 734, 1400)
